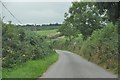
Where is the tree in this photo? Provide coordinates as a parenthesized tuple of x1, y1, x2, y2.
(96, 2, 120, 24)
(59, 19, 79, 41)
(60, 2, 106, 39)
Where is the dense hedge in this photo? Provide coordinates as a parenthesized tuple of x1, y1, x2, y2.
(80, 23, 118, 73)
(2, 23, 55, 68)
(53, 23, 118, 73)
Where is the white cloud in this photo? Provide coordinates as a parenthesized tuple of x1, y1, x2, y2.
(2, 0, 119, 2)
(2, 0, 75, 2)
(2, 2, 71, 24)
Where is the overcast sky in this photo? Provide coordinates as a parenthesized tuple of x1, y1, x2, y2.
(2, 2, 72, 24)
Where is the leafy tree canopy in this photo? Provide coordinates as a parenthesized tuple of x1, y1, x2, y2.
(96, 2, 120, 24)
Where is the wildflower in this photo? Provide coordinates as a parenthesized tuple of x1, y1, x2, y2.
(22, 54, 25, 57)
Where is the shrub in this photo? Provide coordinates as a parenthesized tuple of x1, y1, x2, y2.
(2, 23, 55, 68)
(80, 23, 118, 73)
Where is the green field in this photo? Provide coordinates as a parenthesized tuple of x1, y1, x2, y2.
(33, 29, 58, 36)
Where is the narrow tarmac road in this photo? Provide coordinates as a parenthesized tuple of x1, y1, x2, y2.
(41, 50, 117, 78)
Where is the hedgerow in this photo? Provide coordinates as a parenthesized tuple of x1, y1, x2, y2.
(80, 23, 118, 73)
(53, 23, 118, 73)
(2, 23, 55, 68)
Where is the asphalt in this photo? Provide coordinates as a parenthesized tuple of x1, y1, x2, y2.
(40, 50, 117, 78)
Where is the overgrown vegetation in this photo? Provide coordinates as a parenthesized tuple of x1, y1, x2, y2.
(59, 2, 107, 39)
(1, 1, 119, 78)
(80, 23, 118, 73)
(2, 23, 56, 69)
(53, 2, 119, 74)
(53, 23, 118, 73)
(0, 19, 1, 53)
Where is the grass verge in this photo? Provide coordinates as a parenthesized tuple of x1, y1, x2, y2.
(2, 53, 58, 78)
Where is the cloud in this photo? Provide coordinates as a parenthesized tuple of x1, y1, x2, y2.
(2, 0, 74, 2)
(2, 2, 71, 24)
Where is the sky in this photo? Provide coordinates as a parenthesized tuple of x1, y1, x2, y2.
(2, 0, 118, 24)
(2, 2, 72, 24)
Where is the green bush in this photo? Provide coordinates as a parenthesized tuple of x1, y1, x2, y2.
(80, 23, 118, 73)
(2, 23, 55, 68)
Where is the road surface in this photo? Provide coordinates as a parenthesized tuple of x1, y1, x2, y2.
(41, 50, 117, 78)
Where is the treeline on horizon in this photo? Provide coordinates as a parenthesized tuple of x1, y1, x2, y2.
(16, 23, 61, 31)
(20, 23, 61, 27)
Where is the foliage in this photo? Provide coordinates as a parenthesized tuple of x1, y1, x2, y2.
(53, 34, 84, 51)
(80, 23, 118, 73)
(59, 2, 106, 39)
(96, 2, 120, 24)
(59, 21, 79, 40)
(54, 1, 119, 74)
(2, 23, 55, 68)
(55, 23, 118, 73)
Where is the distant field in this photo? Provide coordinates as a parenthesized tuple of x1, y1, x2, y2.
(33, 29, 58, 36)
